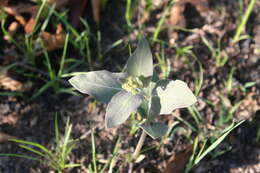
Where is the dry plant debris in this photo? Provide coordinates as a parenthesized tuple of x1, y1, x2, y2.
(0, 132, 16, 143)
(68, 0, 88, 26)
(163, 145, 193, 173)
(40, 23, 66, 51)
(168, 0, 209, 27)
(0, 69, 31, 92)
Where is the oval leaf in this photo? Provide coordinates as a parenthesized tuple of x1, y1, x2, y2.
(126, 38, 153, 77)
(153, 80, 197, 114)
(105, 91, 143, 128)
(69, 70, 123, 103)
(140, 122, 168, 139)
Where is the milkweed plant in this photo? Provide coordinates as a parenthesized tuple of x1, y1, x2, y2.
(69, 38, 197, 160)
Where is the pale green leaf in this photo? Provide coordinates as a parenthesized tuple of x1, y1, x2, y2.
(126, 38, 153, 77)
(140, 122, 168, 139)
(139, 72, 160, 119)
(69, 70, 123, 103)
(105, 91, 143, 128)
(153, 80, 197, 114)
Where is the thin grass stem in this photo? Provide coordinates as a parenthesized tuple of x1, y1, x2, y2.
(132, 129, 147, 161)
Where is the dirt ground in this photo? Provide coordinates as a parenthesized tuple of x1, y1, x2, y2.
(0, 0, 260, 173)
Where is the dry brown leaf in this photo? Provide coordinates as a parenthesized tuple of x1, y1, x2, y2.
(163, 145, 193, 173)
(68, 0, 88, 27)
(0, 132, 15, 143)
(0, 69, 32, 91)
(23, 6, 38, 34)
(4, 0, 70, 34)
(40, 23, 66, 51)
(3, 21, 19, 41)
(3, 6, 27, 25)
(169, 0, 185, 26)
(3, 4, 39, 33)
(91, 0, 100, 25)
(0, 70, 23, 91)
(25, 17, 36, 34)
(47, 0, 69, 9)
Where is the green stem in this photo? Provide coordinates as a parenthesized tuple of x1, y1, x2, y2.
(232, 0, 256, 43)
(132, 129, 147, 161)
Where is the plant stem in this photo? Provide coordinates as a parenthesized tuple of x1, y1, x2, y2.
(132, 129, 147, 161)
(232, 0, 256, 43)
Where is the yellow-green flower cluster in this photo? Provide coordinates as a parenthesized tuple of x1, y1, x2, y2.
(121, 76, 141, 95)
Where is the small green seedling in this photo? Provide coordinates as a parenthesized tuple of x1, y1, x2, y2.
(0, 116, 81, 172)
(69, 38, 197, 160)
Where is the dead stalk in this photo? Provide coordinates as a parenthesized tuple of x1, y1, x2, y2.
(132, 129, 147, 161)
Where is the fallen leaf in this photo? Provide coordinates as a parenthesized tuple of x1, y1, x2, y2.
(3, 21, 19, 41)
(40, 23, 66, 51)
(168, 0, 186, 27)
(24, 6, 39, 34)
(163, 145, 193, 173)
(3, 4, 39, 34)
(0, 70, 23, 91)
(4, 1, 68, 34)
(3, 6, 27, 25)
(68, 0, 88, 27)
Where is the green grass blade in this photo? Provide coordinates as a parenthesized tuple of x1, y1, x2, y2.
(194, 120, 245, 164)
(100, 136, 121, 173)
(125, 0, 133, 29)
(187, 106, 201, 127)
(55, 113, 60, 146)
(232, 0, 256, 43)
(58, 34, 69, 76)
(184, 137, 199, 173)
(52, 10, 79, 37)
(0, 153, 40, 161)
(152, 0, 174, 42)
(9, 139, 52, 156)
(194, 139, 207, 162)
(19, 144, 47, 158)
(201, 37, 215, 56)
(0, 91, 23, 97)
(42, 47, 55, 81)
(61, 121, 72, 166)
(31, 80, 55, 99)
(64, 163, 81, 168)
(175, 115, 198, 133)
(56, 88, 79, 95)
(108, 136, 121, 173)
(31, 0, 48, 34)
(192, 54, 204, 96)
(40, 4, 56, 32)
